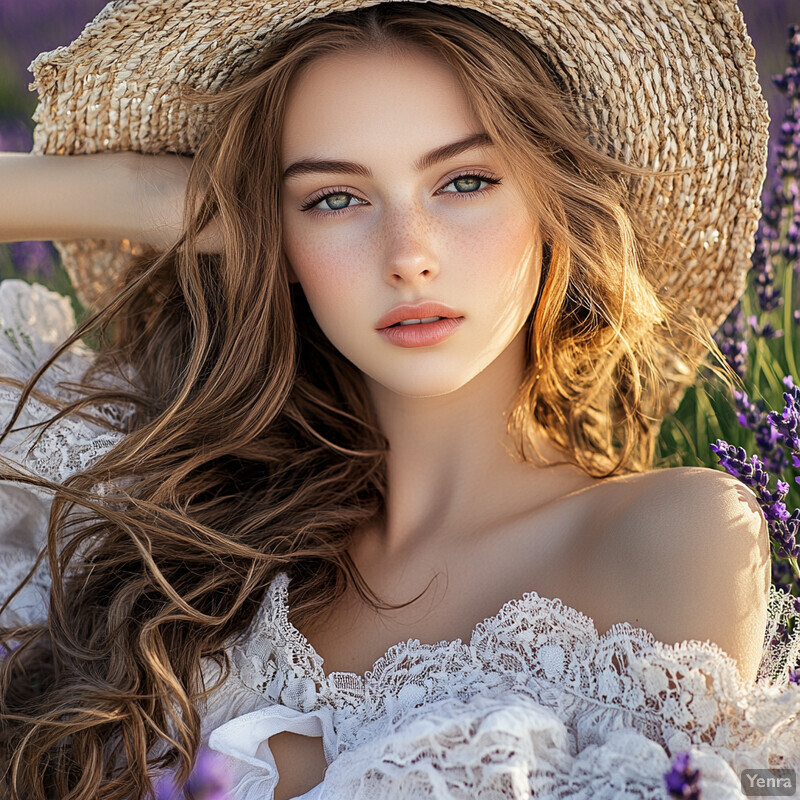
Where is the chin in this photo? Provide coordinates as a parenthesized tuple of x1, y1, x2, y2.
(364, 368, 476, 399)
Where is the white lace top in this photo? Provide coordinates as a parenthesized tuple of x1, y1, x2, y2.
(1, 279, 799, 800)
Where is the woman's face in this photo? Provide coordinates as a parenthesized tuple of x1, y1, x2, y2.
(280, 46, 542, 398)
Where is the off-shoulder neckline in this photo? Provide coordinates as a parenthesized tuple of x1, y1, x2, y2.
(264, 569, 744, 688)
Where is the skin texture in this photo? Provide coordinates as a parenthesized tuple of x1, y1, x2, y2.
(271, 46, 771, 799)
(280, 45, 582, 560)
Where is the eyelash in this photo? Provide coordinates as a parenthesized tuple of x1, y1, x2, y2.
(299, 171, 502, 217)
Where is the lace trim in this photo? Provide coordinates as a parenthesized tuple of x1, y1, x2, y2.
(313, 691, 777, 799)
(0, 280, 133, 629)
(230, 570, 800, 765)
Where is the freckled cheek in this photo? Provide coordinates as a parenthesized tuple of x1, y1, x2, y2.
(283, 232, 374, 327)
(451, 211, 539, 290)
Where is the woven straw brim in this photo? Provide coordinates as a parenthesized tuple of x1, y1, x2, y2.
(27, 0, 767, 339)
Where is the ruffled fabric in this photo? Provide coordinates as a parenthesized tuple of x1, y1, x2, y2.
(211, 569, 800, 799)
(314, 692, 752, 800)
(206, 692, 336, 800)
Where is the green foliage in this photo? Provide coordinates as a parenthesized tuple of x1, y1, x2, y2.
(658, 216, 800, 510)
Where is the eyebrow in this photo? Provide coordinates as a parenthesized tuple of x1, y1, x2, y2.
(281, 132, 494, 181)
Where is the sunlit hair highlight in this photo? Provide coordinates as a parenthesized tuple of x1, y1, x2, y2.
(0, 3, 715, 798)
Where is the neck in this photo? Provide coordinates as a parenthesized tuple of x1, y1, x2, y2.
(363, 329, 571, 558)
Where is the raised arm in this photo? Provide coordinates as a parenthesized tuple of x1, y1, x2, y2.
(0, 151, 222, 253)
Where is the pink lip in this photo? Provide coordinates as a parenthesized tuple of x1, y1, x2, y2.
(378, 316, 464, 348)
(375, 301, 464, 330)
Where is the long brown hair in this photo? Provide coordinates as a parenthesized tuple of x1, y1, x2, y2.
(0, 3, 713, 797)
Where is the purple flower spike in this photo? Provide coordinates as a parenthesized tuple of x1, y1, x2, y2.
(710, 438, 800, 570)
(664, 751, 702, 799)
(767, 385, 800, 452)
(733, 390, 788, 471)
(750, 228, 783, 313)
(714, 303, 748, 379)
(790, 667, 800, 685)
(766, 500, 791, 522)
(152, 750, 231, 800)
(7, 241, 57, 280)
(768, 25, 800, 277)
(748, 315, 783, 339)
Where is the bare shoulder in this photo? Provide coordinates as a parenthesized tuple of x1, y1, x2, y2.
(602, 465, 767, 542)
(593, 466, 771, 685)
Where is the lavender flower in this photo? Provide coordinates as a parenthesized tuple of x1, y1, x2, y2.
(716, 27, 800, 385)
(719, 379, 800, 578)
(714, 302, 748, 379)
(734, 389, 789, 473)
(783, 179, 800, 268)
(750, 227, 784, 313)
(664, 751, 702, 799)
(735, 23, 799, 331)
(767, 376, 800, 453)
(153, 749, 231, 800)
(747, 314, 783, 339)
(771, 25, 800, 274)
(790, 667, 800, 685)
(709, 440, 800, 570)
(7, 241, 57, 280)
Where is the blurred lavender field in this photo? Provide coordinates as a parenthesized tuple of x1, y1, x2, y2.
(739, 0, 798, 128)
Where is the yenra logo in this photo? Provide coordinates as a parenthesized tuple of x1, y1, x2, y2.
(740, 769, 797, 797)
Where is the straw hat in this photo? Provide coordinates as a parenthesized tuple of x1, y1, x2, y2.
(27, 0, 768, 340)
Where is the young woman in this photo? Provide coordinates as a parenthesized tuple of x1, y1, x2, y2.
(1, 1, 798, 798)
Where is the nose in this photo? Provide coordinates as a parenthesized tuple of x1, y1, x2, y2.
(382, 206, 440, 286)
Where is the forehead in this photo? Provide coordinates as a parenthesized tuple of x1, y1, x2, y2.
(280, 47, 480, 163)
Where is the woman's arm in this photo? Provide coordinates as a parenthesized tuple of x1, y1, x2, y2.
(0, 151, 222, 253)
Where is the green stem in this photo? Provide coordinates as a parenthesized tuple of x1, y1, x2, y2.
(743, 291, 764, 393)
(671, 413, 702, 465)
(754, 334, 785, 398)
(694, 385, 721, 463)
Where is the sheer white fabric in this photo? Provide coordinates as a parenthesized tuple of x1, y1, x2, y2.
(1, 279, 799, 800)
(0, 279, 130, 627)
(205, 570, 800, 799)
